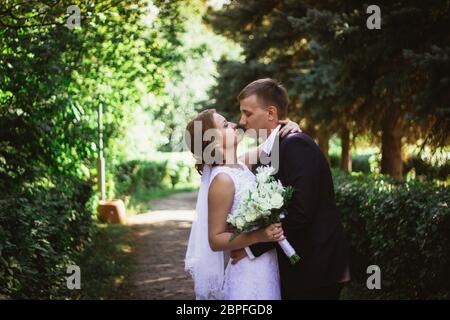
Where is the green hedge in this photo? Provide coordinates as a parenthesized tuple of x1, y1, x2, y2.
(329, 154, 372, 173)
(333, 170, 450, 299)
(0, 179, 94, 299)
(114, 154, 196, 197)
(352, 154, 372, 173)
(115, 160, 168, 196)
(330, 153, 449, 179)
(404, 156, 449, 180)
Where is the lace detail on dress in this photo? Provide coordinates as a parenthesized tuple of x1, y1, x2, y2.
(210, 162, 256, 217)
(222, 248, 281, 300)
(210, 162, 281, 300)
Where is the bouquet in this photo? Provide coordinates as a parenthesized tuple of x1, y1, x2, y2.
(227, 166, 301, 264)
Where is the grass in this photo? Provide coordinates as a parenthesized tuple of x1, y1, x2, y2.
(74, 223, 135, 300)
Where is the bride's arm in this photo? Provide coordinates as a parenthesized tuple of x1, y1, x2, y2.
(208, 173, 284, 252)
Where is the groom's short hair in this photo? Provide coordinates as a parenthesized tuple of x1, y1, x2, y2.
(238, 78, 289, 119)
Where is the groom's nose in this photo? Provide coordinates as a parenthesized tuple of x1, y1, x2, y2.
(239, 116, 246, 128)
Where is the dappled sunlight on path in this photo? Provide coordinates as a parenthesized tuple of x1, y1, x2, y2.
(124, 192, 197, 299)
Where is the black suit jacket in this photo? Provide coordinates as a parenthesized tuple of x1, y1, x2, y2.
(250, 131, 349, 299)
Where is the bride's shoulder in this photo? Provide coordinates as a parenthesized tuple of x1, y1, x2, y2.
(208, 171, 235, 200)
(210, 169, 234, 187)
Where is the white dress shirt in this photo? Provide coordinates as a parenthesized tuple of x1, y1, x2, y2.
(244, 125, 281, 260)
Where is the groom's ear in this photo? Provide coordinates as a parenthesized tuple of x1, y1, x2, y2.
(267, 106, 278, 121)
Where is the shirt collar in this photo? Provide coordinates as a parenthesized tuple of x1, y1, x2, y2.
(260, 125, 281, 155)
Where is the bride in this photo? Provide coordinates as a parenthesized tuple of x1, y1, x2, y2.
(184, 108, 300, 300)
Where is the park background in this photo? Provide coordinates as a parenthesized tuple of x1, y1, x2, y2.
(0, 0, 449, 299)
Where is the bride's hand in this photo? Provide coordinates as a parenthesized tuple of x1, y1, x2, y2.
(256, 223, 285, 243)
(278, 119, 302, 138)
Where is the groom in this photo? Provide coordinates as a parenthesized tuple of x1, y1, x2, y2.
(232, 78, 350, 300)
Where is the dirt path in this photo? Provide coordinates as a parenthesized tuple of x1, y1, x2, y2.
(124, 191, 197, 300)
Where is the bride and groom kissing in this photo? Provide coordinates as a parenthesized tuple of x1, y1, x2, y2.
(184, 78, 351, 300)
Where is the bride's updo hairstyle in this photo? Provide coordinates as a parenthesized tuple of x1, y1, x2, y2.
(185, 109, 223, 175)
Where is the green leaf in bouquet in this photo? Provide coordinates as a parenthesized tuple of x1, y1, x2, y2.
(284, 186, 295, 202)
(289, 254, 301, 265)
(229, 230, 242, 242)
(266, 214, 282, 225)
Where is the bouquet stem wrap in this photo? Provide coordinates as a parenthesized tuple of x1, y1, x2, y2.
(276, 212, 300, 264)
(278, 239, 301, 265)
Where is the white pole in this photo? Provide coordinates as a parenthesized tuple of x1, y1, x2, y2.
(98, 103, 106, 200)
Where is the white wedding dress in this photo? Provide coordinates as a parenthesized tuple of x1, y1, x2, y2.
(209, 163, 281, 300)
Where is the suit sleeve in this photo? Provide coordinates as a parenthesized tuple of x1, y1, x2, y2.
(249, 136, 319, 258)
(248, 240, 276, 258)
(280, 137, 319, 257)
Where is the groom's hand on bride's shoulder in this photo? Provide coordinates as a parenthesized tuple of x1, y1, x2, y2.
(230, 248, 247, 265)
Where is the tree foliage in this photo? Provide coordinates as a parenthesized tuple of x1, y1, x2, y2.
(206, 0, 450, 179)
(0, 0, 188, 298)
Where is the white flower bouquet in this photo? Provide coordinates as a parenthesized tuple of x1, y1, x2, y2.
(227, 166, 301, 264)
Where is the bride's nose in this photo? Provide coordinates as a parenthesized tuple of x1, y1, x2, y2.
(230, 122, 237, 129)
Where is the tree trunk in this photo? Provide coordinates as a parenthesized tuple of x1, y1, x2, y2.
(317, 130, 330, 164)
(381, 114, 403, 180)
(302, 120, 317, 141)
(340, 127, 352, 172)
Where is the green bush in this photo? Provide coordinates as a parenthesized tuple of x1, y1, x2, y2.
(329, 153, 340, 168)
(331, 152, 449, 179)
(115, 160, 168, 196)
(153, 152, 197, 186)
(167, 160, 191, 188)
(333, 170, 450, 298)
(404, 156, 449, 181)
(0, 179, 94, 299)
(352, 154, 372, 173)
(115, 153, 196, 197)
(329, 153, 372, 173)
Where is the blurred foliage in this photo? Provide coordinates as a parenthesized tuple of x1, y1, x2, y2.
(76, 223, 134, 300)
(115, 160, 168, 196)
(0, 180, 94, 299)
(404, 156, 450, 181)
(0, 0, 198, 298)
(206, 0, 450, 179)
(114, 152, 199, 214)
(115, 152, 197, 195)
(333, 170, 450, 299)
(114, 152, 198, 214)
(330, 150, 449, 180)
